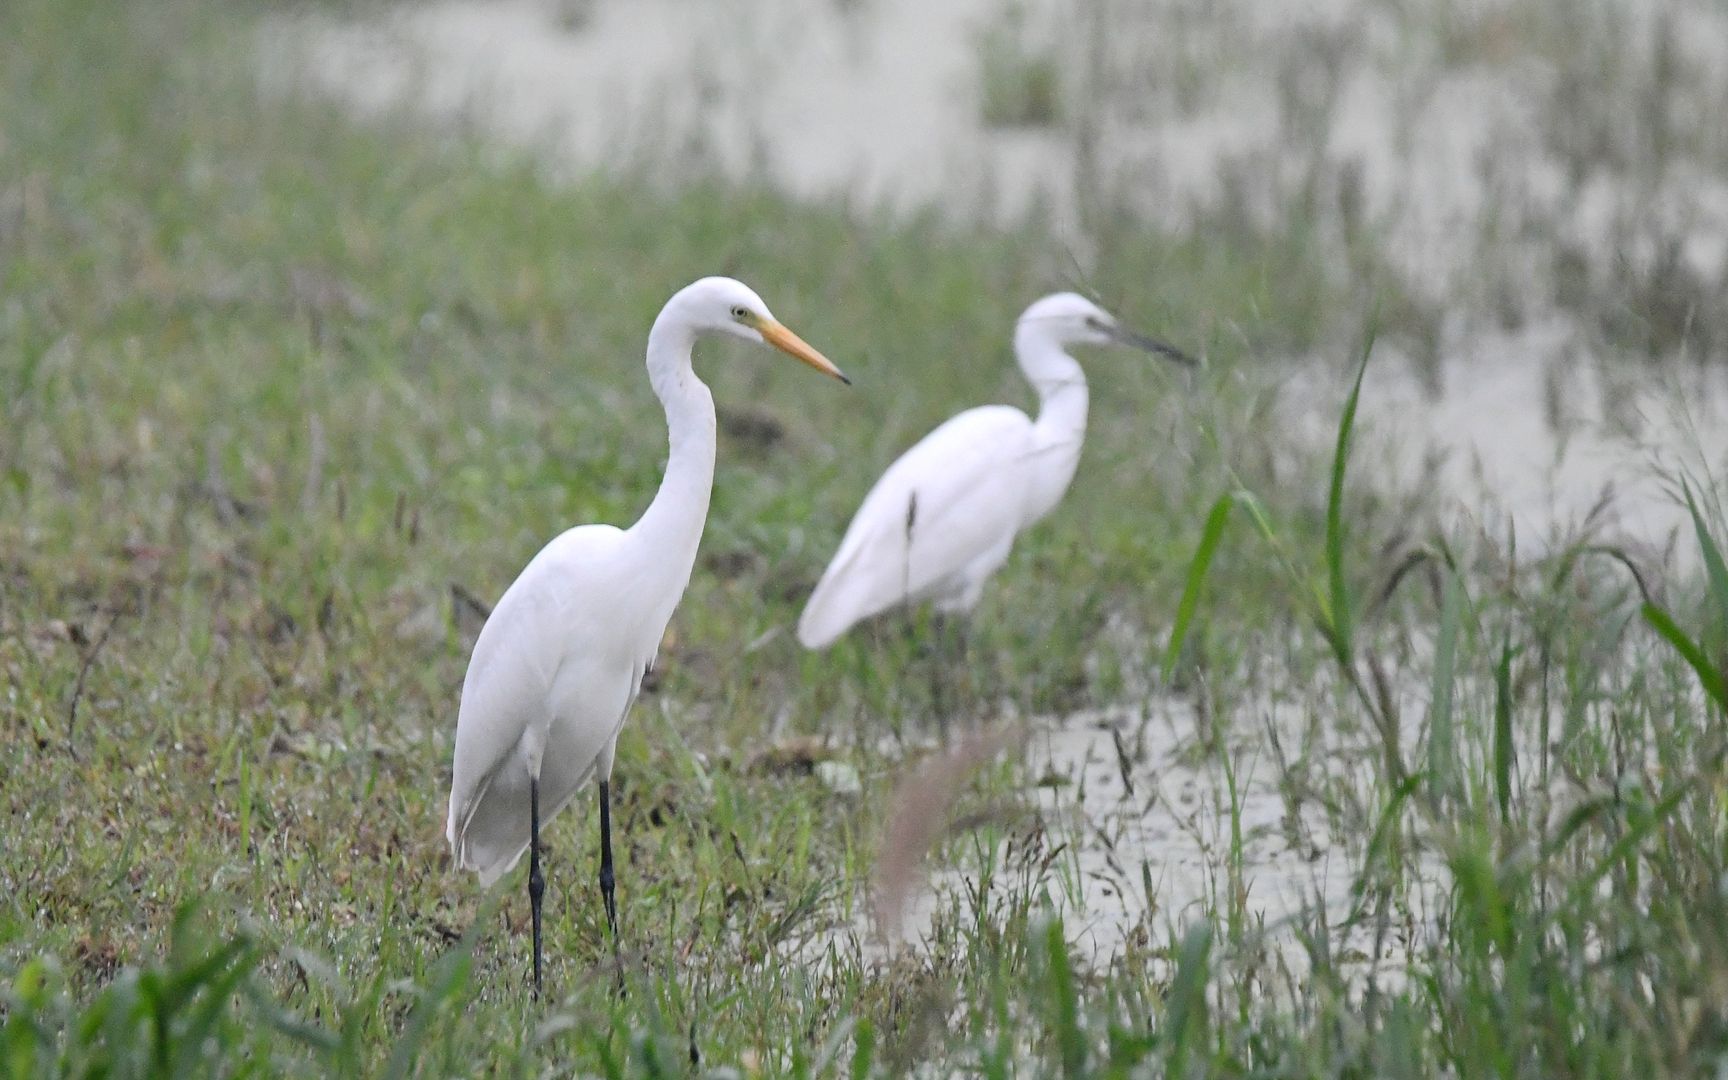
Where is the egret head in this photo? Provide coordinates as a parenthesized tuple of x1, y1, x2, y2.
(671, 276, 850, 383)
(1017, 292, 1195, 366)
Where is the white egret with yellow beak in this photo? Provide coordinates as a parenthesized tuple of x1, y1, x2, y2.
(445, 276, 849, 996)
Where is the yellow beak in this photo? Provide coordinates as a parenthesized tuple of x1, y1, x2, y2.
(756, 318, 851, 384)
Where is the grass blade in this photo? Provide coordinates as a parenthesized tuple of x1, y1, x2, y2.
(1344, 774, 1422, 927)
(1323, 332, 1375, 666)
(1041, 919, 1085, 1079)
(1493, 634, 1515, 823)
(1643, 603, 1728, 711)
(171, 942, 260, 1078)
(1682, 480, 1728, 641)
(1567, 780, 1694, 905)
(1427, 568, 1464, 799)
(381, 944, 474, 1080)
(1163, 491, 1238, 681)
(1162, 924, 1213, 1077)
(849, 1018, 875, 1080)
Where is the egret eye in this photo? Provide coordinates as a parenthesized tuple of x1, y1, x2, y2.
(731, 306, 751, 321)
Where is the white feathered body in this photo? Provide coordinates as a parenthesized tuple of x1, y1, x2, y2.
(445, 521, 695, 886)
(445, 282, 732, 889)
(797, 397, 1084, 648)
(797, 298, 1109, 650)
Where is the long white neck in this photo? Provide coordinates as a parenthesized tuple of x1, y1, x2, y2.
(1012, 326, 1090, 525)
(629, 311, 717, 581)
(1015, 326, 1089, 445)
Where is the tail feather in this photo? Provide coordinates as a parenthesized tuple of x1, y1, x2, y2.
(798, 572, 873, 649)
(797, 539, 885, 648)
(448, 755, 585, 888)
(796, 586, 845, 649)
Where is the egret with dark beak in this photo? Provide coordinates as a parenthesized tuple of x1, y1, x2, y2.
(797, 292, 1191, 650)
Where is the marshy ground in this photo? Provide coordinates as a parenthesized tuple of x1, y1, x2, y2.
(5, 0, 1728, 1074)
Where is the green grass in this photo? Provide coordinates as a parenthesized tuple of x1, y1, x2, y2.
(5, 0, 1728, 1075)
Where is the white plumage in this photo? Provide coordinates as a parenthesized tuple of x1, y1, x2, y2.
(445, 276, 847, 994)
(798, 293, 1190, 649)
(446, 524, 655, 885)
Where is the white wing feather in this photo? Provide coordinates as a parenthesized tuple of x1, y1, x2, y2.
(445, 523, 652, 886)
(798, 406, 1040, 648)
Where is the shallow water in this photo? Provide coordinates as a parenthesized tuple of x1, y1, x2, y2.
(842, 697, 1444, 983)
(1306, 327, 1728, 560)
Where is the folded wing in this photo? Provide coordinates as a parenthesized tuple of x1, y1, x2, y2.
(798, 406, 1037, 648)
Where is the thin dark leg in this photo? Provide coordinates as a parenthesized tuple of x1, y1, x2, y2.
(529, 777, 545, 999)
(928, 612, 950, 741)
(932, 613, 972, 739)
(598, 780, 618, 955)
(955, 619, 974, 723)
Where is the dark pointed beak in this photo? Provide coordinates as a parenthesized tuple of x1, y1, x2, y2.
(1111, 325, 1197, 367)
